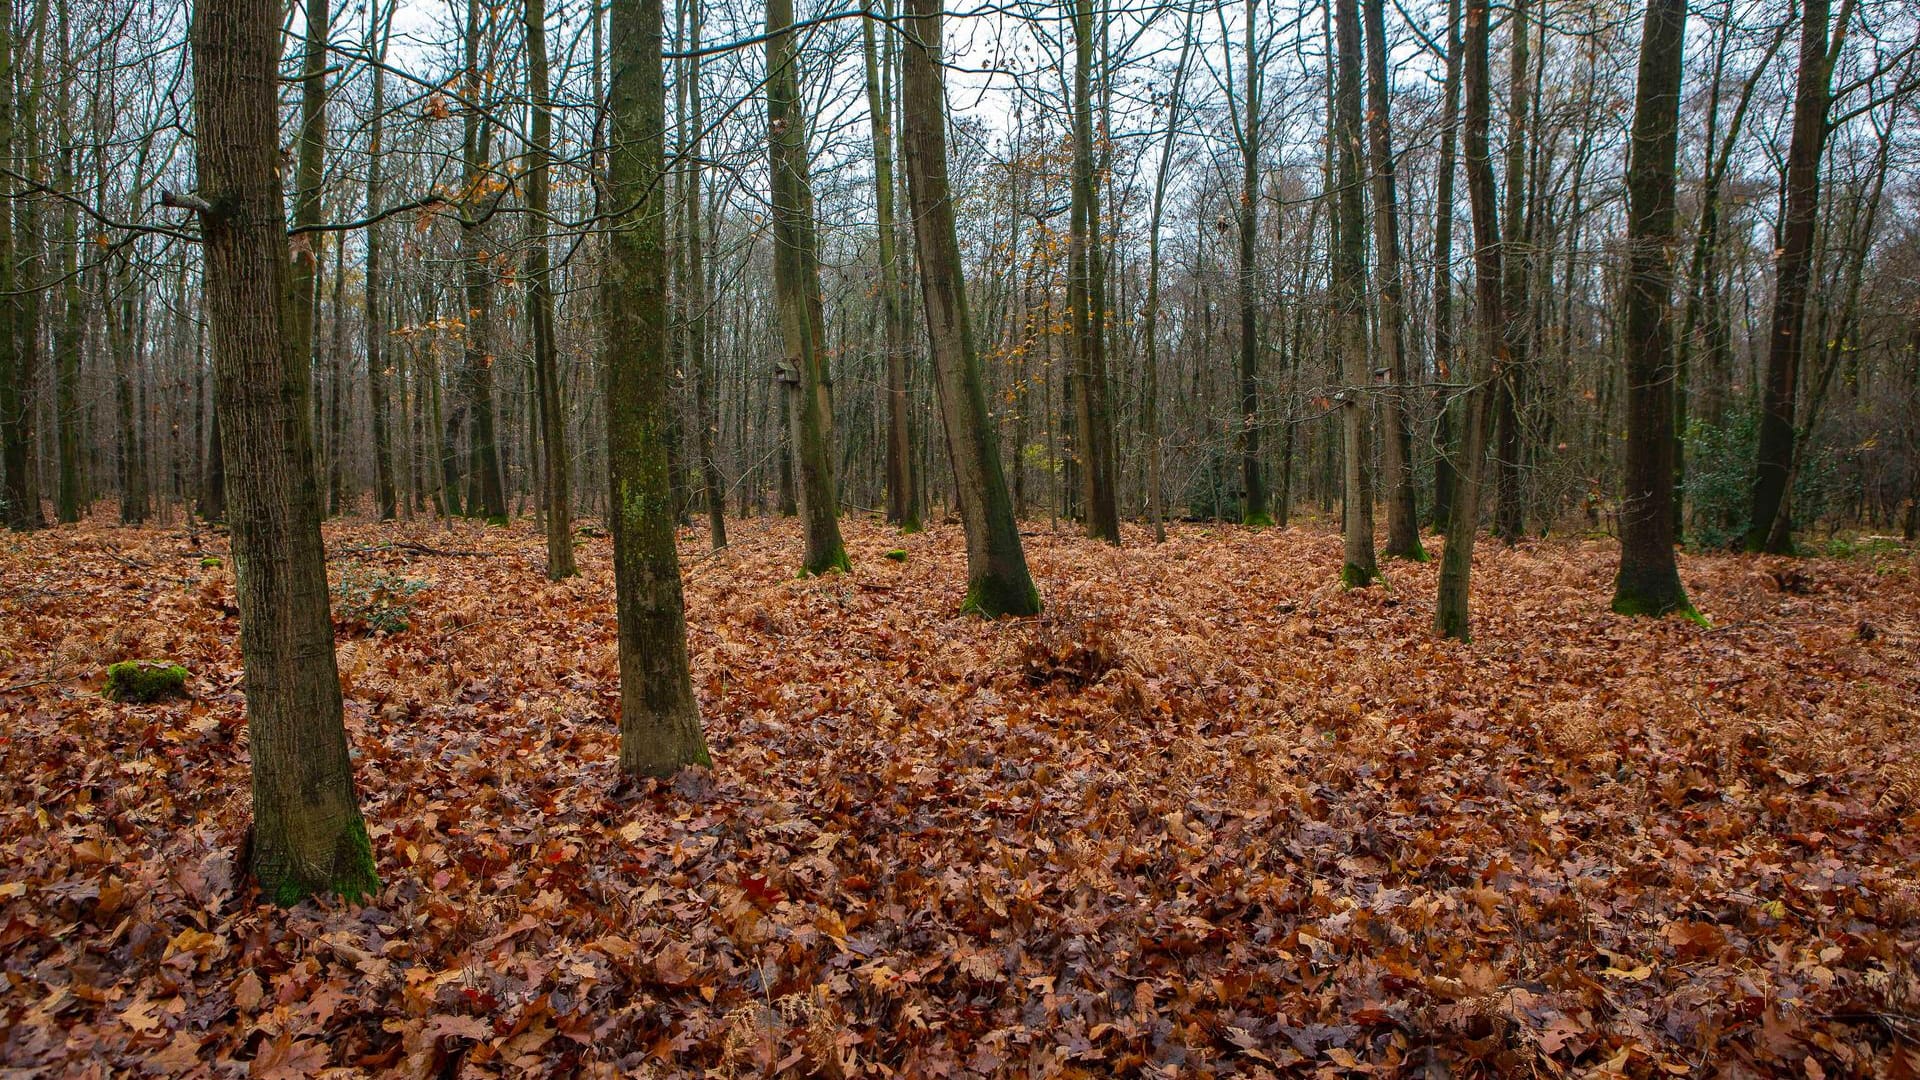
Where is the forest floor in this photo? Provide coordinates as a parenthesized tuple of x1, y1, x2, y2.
(2, 515, 1918, 1078)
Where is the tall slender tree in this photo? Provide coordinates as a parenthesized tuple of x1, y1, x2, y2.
(1233, 0, 1271, 526)
(526, 0, 576, 576)
(605, 0, 712, 776)
(1333, 0, 1379, 586)
(1748, 0, 1852, 553)
(689, 0, 726, 549)
(863, 0, 918, 532)
(766, 0, 850, 575)
(183, 0, 378, 904)
(1363, 0, 1423, 560)
(1068, 0, 1119, 542)
(1434, 0, 1503, 640)
(365, 1, 397, 521)
(899, 0, 1040, 616)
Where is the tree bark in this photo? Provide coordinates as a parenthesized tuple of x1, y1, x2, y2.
(688, 1, 725, 549)
(1333, 0, 1379, 586)
(1429, 0, 1462, 532)
(1069, 0, 1119, 543)
(1363, 0, 1423, 560)
(1612, 0, 1693, 618)
(605, 0, 711, 777)
(864, 1, 918, 533)
(525, 0, 576, 576)
(365, 2, 397, 521)
(899, 0, 1040, 616)
(1434, 0, 1503, 640)
(192, 0, 377, 904)
(1236, 0, 1271, 526)
(1748, 0, 1849, 553)
(766, 0, 849, 575)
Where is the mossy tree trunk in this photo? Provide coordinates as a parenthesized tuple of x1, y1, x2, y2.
(189, 0, 377, 904)
(525, 0, 575, 576)
(605, 0, 712, 777)
(766, 0, 849, 576)
(899, 0, 1039, 617)
(1612, 0, 1693, 618)
(1332, 0, 1378, 587)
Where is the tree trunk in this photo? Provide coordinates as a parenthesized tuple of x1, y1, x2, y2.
(1492, 0, 1531, 543)
(1236, 0, 1271, 526)
(190, 0, 377, 904)
(1612, 0, 1693, 618)
(365, 2, 397, 521)
(459, 0, 507, 523)
(1333, 0, 1379, 586)
(1068, 0, 1119, 543)
(1363, 0, 1423, 560)
(1429, 0, 1461, 533)
(899, 0, 1040, 616)
(1748, 0, 1848, 553)
(525, 0, 576, 576)
(766, 0, 849, 575)
(688, 2, 725, 550)
(1434, 0, 1503, 640)
(863, 3, 918, 533)
(605, 0, 711, 777)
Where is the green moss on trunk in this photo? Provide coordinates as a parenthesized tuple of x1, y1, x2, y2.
(962, 577, 1042, 619)
(1340, 562, 1380, 589)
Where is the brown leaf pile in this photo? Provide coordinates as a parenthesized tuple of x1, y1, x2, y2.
(3, 518, 1918, 1078)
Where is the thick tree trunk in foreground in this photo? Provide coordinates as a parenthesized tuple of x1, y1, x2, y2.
(190, 0, 377, 904)
(1434, 0, 1503, 640)
(766, 0, 849, 575)
(1612, 0, 1693, 618)
(605, 0, 711, 776)
(526, 0, 576, 577)
(1333, 0, 1379, 586)
(899, 0, 1040, 616)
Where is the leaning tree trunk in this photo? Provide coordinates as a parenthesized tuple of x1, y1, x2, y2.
(605, 0, 711, 777)
(1332, 0, 1379, 587)
(525, 0, 576, 576)
(1748, 0, 1846, 554)
(1434, 0, 1503, 641)
(899, 0, 1040, 616)
(186, 0, 377, 904)
(1363, 0, 1423, 560)
(1612, 0, 1693, 618)
(766, 0, 849, 575)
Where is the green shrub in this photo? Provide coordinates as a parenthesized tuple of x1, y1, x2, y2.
(1682, 409, 1851, 550)
(333, 564, 429, 635)
(883, 549, 908, 562)
(104, 661, 190, 703)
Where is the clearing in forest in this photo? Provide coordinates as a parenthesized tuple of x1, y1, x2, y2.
(2, 520, 1917, 1075)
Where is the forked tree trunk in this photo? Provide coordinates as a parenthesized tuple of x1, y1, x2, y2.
(604, 0, 711, 777)
(766, 0, 849, 575)
(1612, 0, 1693, 618)
(898, 0, 1040, 617)
(189, 0, 377, 904)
